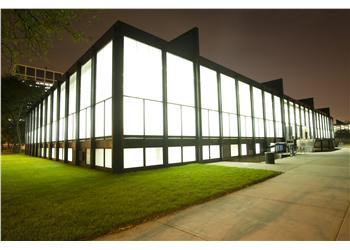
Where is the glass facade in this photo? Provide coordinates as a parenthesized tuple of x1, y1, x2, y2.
(25, 22, 335, 171)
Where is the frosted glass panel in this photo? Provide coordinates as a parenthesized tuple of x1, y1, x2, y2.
(200, 66, 218, 110)
(146, 147, 163, 166)
(80, 59, 91, 110)
(86, 149, 90, 165)
(124, 148, 143, 168)
(255, 143, 260, 154)
(168, 147, 181, 164)
(79, 109, 86, 139)
(222, 113, 230, 137)
(60, 82, 66, 118)
(201, 109, 209, 137)
(231, 144, 239, 157)
(95, 148, 104, 167)
(238, 81, 251, 116)
(202, 145, 210, 160)
(210, 145, 220, 159)
(264, 92, 273, 120)
(69, 73, 76, 114)
(67, 148, 72, 162)
(209, 110, 220, 137)
(167, 53, 194, 106)
(241, 144, 247, 156)
(123, 97, 143, 135)
(104, 98, 112, 136)
(229, 114, 238, 137)
(52, 90, 57, 122)
(183, 146, 196, 162)
(95, 102, 104, 137)
(253, 87, 263, 118)
(105, 149, 112, 168)
(59, 148, 64, 160)
(59, 118, 65, 141)
(220, 74, 236, 113)
(124, 37, 162, 101)
(168, 104, 181, 136)
(145, 100, 163, 136)
(182, 106, 196, 136)
(96, 41, 113, 103)
(68, 114, 75, 140)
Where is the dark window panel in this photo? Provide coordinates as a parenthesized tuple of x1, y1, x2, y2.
(16, 65, 25, 74)
(46, 71, 53, 79)
(36, 69, 44, 78)
(27, 67, 35, 76)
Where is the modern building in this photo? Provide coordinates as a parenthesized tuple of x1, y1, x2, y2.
(334, 120, 350, 132)
(24, 21, 335, 173)
(12, 64, 63, 89)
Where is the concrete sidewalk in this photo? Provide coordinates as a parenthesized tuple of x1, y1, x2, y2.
(96, 148, 350, 241)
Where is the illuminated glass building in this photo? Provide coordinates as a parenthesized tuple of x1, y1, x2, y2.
(24, 21, 335, 172)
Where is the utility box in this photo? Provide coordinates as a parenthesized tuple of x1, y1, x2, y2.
(265, 152, 275, 164)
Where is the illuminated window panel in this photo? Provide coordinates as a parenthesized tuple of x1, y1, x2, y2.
(69, 73, 76, 114)
(181, 106, 196, 136)
(168, 147, 182, 164)
(68, 114, 75, 140)
(274, 96, 283, 137)
(79, 109, 86, 139)
(59, 118, 65, 141)
(264, 92, 274, 138)
(201, 110, 209, 137)
(146, 147, 163, 166)
(167, 53, 194, 106)
(124, 37, 162, 101)
(96, 41, 113, 103)
(105, 149, 112, 168)
(241, 144, 247, 156)
(145, 100, 163, 136)
(209, 110, 220, 137)
(202, 145, 210, 160)
(124, 148, 144, 168)
(80, 59, 91, 110)
(253, 87, 264, 118)
(104, 99, 112, 137)
(123, 97, 144, 135)
(240, 116, 253, 137)
(220, 74, 236, 113)
(168, 104, 181, 136)
(200, 66, 218, 110)
(255, 143, 261, 154)
(231, 144, 239, 157)
(67, 148, 73, 162)
(95, 148, 104, 167)
(52, 148, 56, 159)
(238, 81, 251, 117)
(95, 102, 105, 137)
(210, 145, 220, 159)
(86, 149, 90, 165)
(58, 148, 64, 160)
(183, 146, 196, 162)
(60, 82, 66, 118)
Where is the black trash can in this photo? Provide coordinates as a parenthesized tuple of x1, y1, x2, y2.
(265, 152, 275, 164)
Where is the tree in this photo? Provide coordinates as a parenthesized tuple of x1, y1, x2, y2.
(1, 9, 84, 71)
(1, 76, 46, 152)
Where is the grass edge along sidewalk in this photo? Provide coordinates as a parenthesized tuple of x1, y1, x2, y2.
(1, 154, 280, 240)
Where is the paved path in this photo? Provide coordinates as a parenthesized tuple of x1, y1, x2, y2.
(96, 148, 350, 240)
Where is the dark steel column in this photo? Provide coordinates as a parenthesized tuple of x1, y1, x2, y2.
(217, 72, 223, 158)
(112, 26, 124, 173)
(162, 50, 168, 166)
(250, 85, 256, 154)
(235, 79, 241, 157)
(75, 67, 81, 165)
(90, 53, 97, 168)
(56, 84, 61, 161)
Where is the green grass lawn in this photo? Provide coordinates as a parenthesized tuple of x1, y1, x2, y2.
(1, 154, 280, 240)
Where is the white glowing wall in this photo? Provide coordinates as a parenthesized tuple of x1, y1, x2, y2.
(253, 87, 264, 137)
(200, 66, 219, 137)
(221, 74, 238, 137)
(238, 81, 252, 137)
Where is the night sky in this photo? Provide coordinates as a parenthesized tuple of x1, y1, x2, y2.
(19, 9, 350, 122)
